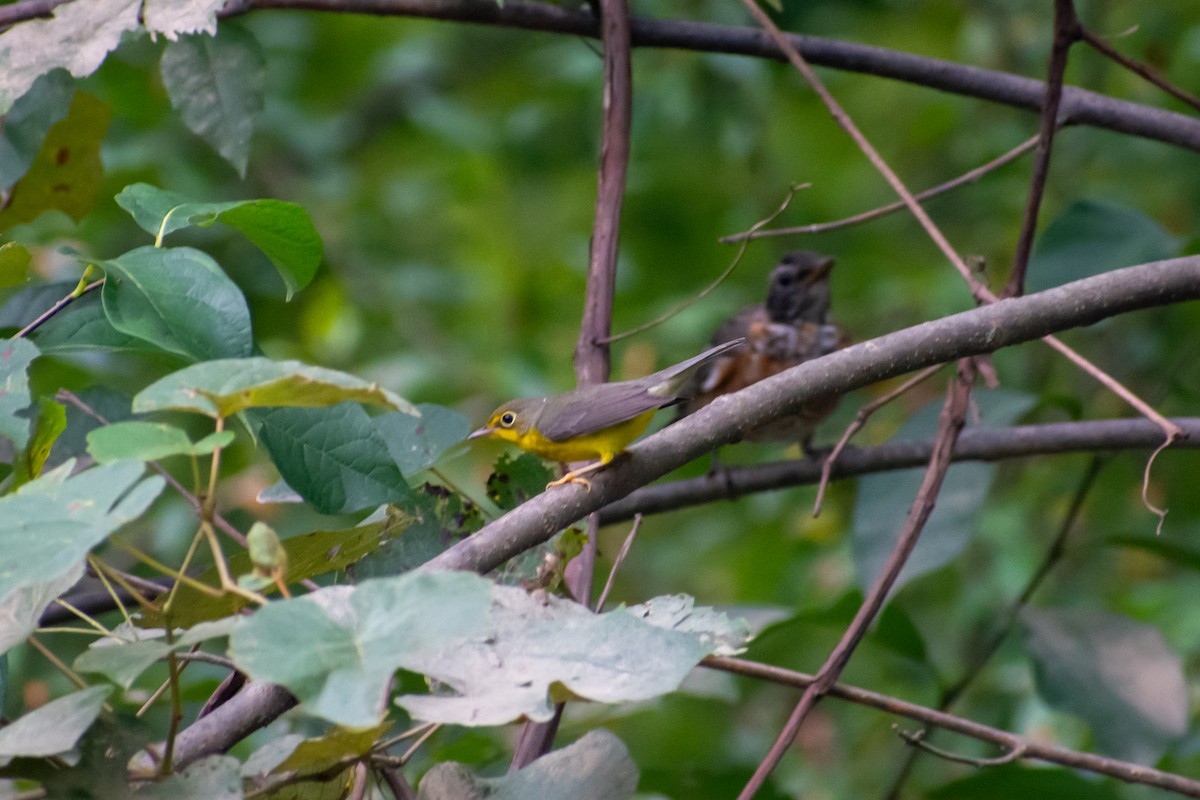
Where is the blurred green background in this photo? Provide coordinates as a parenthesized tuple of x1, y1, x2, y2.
(5, 0, 1200, 796)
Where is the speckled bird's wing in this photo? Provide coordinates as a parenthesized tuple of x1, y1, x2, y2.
(536, 381, 667, 442)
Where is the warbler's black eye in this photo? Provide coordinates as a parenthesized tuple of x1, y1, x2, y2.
(500, 412, 516, 427)
(776, 271, 795, 287)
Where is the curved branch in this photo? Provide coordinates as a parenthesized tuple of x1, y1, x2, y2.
(597, 417, 1200, 524)
(233, 0, 1200, 152)
(425, 256, 1200, 575)
(707, 657, 1200, 798)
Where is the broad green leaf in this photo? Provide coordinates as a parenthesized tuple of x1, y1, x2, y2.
(1106, 533, 1200, 572)
(256, 403, 414, 514)
(0, 686, 110, 763)
(140, 516, 401, 628)
(143, 0, 225, 40)
(0, 0, 139, 114)
(116, 183, 322, 298)
(0, 562, 84, 656)
(11, 397, 67, 488)
(0, 338, 39, 449)
(417, 729, 638, 800)
(396, 586, 751, 725)
(0, 92, 109, 231)
(161, 27, 265, 177)
(272, 723, 389, 778)
(0, 70, 73, 190)
(1023, 608, 1187, 763)
(1027, 200, 1180, 292)
(133, 357, 415, 417)
(130, 755, 241, 799)
(0, 243, 31, 289)
(47, 387, 134, 470)
(0, 460, 164, 599)
(86, 421, 233, 463)
(927, 764, 1121, 800)
(377, 403, 471, 476)
(0, 283, 155, 355)
(853, 389, 1036, 594)
(75, 618, 237, 688)
(100, 246, 253, 362)
(485, 451, 554, 511)
(228, 571, 494, 729)
(351, 488, 485, 579)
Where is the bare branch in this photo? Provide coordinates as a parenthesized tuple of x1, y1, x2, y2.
(707, 656, 1200, 798)
(217, 0, 1200, 152)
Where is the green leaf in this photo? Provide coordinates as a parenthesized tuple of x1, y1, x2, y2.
(133, 356, 415, 418)
(75, 618, 237, 688)
(0, 92, 110, 231)
(485, 452, 555, 511)
(0, 460, 164, 600)
(853, 389, 1036, 594)
(86, 421, 233, 463)
(100, 246, 253, 362)
(1027, 200, 1181, 292)
(130, 755, 241, 799)
(0, 283, 155, 355)
(228, 571, 494, 729)
(1106, 533, 1200, 571)
(1023, 607, 1187, 763)
(0, 338, 39, 450)
(256, 403, 413, 515)
(12, 397, 67, 487)
(0, 563, 84, 656)
(376, 403, 471, 476)
(0, 70, 74, 191)
(417, 729, 638, 800)
(115, 183, 322, 298)
(160, 26, 265, 177)
(140, 516, 400, 628)
(142, 0, 225, 39)
(350, 486, 484, 579)
(0, 686, 110, 763)
(0, 243, 31, 289)
(271, 724, 390, 778)
(396, 587, 751, 725)
(927, 764, 1121, 800)
(0, 0, 139, 114)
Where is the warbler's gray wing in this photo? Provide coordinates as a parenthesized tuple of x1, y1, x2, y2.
(536, 382, 668, 442)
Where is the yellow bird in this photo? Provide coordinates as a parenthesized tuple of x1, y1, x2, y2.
(469, 339, 744, 489)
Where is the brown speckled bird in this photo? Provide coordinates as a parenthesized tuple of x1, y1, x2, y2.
(681, 251, 850, 450)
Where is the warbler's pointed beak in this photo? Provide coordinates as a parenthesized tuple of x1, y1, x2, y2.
(468, 426, 495, 441)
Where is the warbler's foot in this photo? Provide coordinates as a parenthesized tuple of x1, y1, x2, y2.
(546, 472, 592, 491)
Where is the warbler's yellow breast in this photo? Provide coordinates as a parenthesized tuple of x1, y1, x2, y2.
(489, 409, 656, 463)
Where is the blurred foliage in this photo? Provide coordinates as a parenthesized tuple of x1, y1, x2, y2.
(1, 0, 1199, 797)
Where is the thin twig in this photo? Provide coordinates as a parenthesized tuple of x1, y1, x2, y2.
(896, 726, 1027, 767)
(737, 360, 976, 799)
(721, 139, 1037, 242)
(1004, 0, 1078, 298)
(812, 364, 943, 516)
(11, 277, 104, 340)
(607, 183, 808, 341)
(595, 513, 642, 611)
(1079, 26, 1200, 113)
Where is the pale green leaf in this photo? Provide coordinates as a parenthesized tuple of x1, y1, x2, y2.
(0, 337, 39, 449)
(396, 586, 752, 725)
(133, 357, 416, 418)
(228, 571, 493, 728)
(0, 686, 111, 762)
(142, 0, 225, 40)
(87, 421, 233, 463)
(0, 0, 139, 114)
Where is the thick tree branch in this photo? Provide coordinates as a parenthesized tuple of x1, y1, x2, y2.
(423, 256, 1200, 575)
(597, 417, 1200, 523)
(227, 0, 1200, 152)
